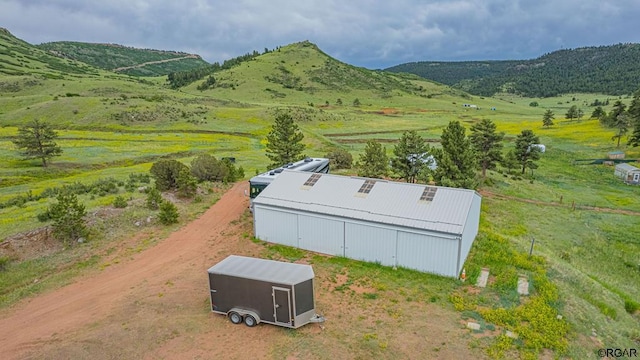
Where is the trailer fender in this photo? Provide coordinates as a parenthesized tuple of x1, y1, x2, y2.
(228, 308, 261, 326)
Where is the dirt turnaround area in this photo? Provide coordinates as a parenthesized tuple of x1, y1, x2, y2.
(0, 182, 479, 360)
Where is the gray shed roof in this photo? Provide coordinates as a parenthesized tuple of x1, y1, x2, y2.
(254, 170, 480, 235)
(207, 255, 314, 284)
(615, 163, 639, 172)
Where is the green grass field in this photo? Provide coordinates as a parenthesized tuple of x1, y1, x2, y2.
(1, 38, 639, 358)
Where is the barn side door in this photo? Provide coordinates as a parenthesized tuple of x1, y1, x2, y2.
(272, 287, 292, 326)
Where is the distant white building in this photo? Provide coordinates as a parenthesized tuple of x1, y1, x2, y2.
(252, 171, 481, 278)
(614, 163, 640, 185)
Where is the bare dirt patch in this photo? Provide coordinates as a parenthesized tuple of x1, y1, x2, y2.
(0, 182, 484, 359)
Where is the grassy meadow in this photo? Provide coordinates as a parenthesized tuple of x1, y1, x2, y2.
(1, 38, 639, 358)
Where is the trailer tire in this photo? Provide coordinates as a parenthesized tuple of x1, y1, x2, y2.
(229, 311, 243, 325)
(244, 314, 257, 327)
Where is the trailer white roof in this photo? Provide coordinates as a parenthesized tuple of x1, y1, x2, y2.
(207, 255, 314, 284)
(254, 170, 480, 235)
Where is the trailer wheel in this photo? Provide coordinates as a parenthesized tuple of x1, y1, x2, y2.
(244, 314, 257, 327)
(229, 311, 243, 325)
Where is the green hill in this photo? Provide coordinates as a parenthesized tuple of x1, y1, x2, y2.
(1, 30, 639, 360)
(0, 28, 100, 77)
(386, 43, 640, 97)
(36, 41, 210, 76)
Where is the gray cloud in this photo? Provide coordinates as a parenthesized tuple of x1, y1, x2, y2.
(2, 0, 639, 69)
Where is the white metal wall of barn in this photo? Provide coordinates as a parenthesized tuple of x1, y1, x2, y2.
(252, 171, 481, 278)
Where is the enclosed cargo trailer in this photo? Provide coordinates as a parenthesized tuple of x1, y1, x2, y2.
(207, 255, 324, 328)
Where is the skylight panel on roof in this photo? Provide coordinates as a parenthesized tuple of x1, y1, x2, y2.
(302, 173, 322, 187)
(419, 186, 438, 202)
(357, 180, 376, 194)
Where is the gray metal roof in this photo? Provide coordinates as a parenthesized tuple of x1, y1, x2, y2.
(254, 170, 481, 235)
(207, 255, 314, 284)
(615, 163, 639, 172)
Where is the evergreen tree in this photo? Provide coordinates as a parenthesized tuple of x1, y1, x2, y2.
(265, 111, 305, 168)
(357, 140, 388, 178)
(627, 91, 640, 147)
(501, 149, 519, 174)
(469, 119, 504, 178)
(190, 154, 228, 182)
(146, 187, 163, 210)
(602, 100, 627, 127)
(612, 114, 630, 148)
(565, 105, 579, 121)
(177, 167, 198, 198)
(391, 130, 431, 183)
(434, 121, 477, 189)
(158, 201, 179, 225)
(12, 119, 62, 167)
(47, 192, 87, 243)
(591, 106, 606, 119)
(150, 159, 189, 191)
(514, 129, 541, 174)
(542, 109, 555, 128)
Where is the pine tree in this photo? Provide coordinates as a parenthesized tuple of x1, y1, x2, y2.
(47, 192, 87, 243)
(12, 119, 62, 167)
(357, 140, 388, 178)
(469, 119, 504, 178)
(391, 130, 431, 183)
(434, 121, 477, 189)
(514, 129, 541, 174)
(158, 201, 179, 225)
(627, 91, 640, 147)
(565, 105, 579, 121)
(612, 114, 630, 148)
(265, 111, 305, 168)
(542, 109, 555, 128)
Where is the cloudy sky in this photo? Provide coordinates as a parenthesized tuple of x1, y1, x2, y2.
(2, 0, 639, 69)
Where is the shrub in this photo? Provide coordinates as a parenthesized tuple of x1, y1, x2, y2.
(150, 159, 188, 191)
(624, 299, 639, 314)
(325, 148, 353, 169)
(48, 192, 88, 243)
(0, 256, 10, 271)
(190, 154, 228, 182)
(158, 201, 179, 225)
(112, 196, 128, 208)
(177, 168, 198, 198)
(146, 187, 163, 210)
(221, 158, 244, 183)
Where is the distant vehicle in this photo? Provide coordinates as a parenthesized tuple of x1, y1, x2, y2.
(248, 157, 330, 210)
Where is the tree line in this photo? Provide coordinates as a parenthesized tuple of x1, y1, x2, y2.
(264, 113, 542, 190)
(387, 44, 640, 97)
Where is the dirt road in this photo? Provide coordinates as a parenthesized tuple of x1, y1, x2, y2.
(0, 182, 277, 359)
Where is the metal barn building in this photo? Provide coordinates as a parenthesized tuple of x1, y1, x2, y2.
(252, 171, 482, 278)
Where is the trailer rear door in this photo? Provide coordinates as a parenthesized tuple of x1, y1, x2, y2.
(272, 287, 292, 326)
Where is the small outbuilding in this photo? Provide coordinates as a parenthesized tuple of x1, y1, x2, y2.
(614, 163, 640, 185)
(253, 171, 481, 278)
(208, 255, 323, 328)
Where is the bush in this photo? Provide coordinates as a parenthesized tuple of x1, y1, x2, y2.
(112, 196, 128, 208)
(150, 159, 189, 191)
(325, 148, 353, 169)
(624, 299, 640, 314)
(146, 187, 163, 210)
(177, 168, 198, 198)
(221, 158, 244, 183)
(48, 192, 88, 243)
(158, 201, 179, 225)
(0, 256, 10, 271)
(190, 154, 227, 182)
